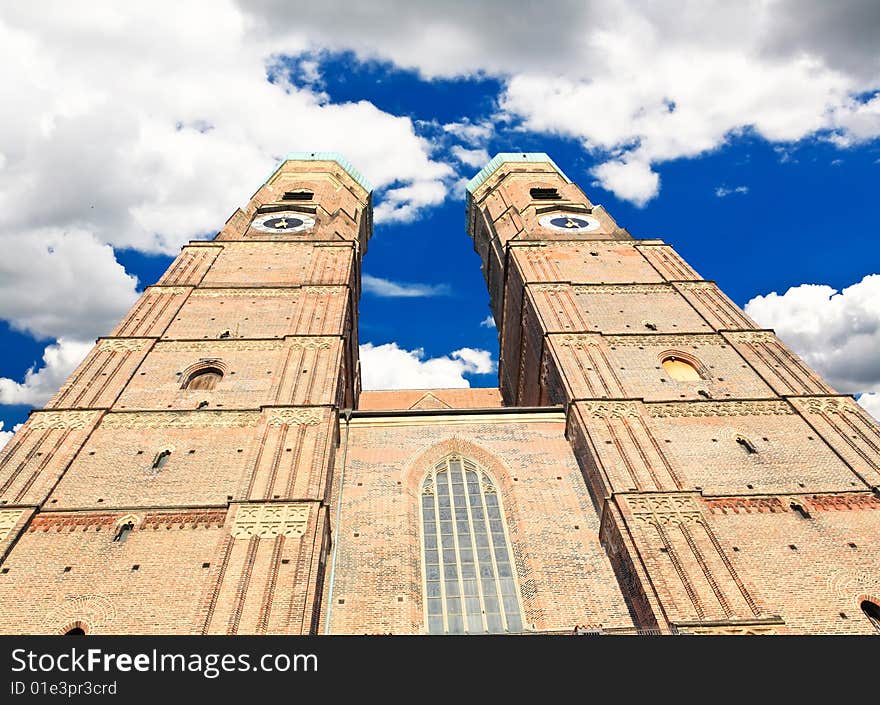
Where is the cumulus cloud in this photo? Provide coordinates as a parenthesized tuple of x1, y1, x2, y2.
(858, 393, 880, 421)
(0, 229, 138, 341)
(443, 119, 494, 146)
(242, 1, 880, 204)
(0, 2, 460, 405)
(0, 338, 93, 406)
(591, 157, 660, 207)
(450, 146, 490, 168)
(359, 342, 495, 390)
(0, 421, 23, 450)
(715, 185, 750, 197)
(744, 274, 880, 394)
(0, 4, 453, 257)
(362, 274, 450, 298)
(372, 178, 450, 223)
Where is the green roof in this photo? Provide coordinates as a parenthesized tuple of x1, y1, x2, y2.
(265, 152, 372, 193)
(466, 153, 570, 194)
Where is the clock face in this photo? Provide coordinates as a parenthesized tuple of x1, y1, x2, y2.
(251, 212, 315, 234)
(538, 213, 600, 232)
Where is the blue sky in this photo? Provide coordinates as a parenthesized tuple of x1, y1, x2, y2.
(1, 2, 880, 444)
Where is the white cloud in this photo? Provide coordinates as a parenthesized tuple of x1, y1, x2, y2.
(0, 421, 23, 450)
(359, 342, 495, 390)
(0, 229, 138, 340)
(238, 2, 880, 204)
(450, 146, 490, 168)
(715, 185, 750, 197)
(362, 274, 450, 298)
(744, 274, 880, 394)
(858, 393, 880, 421)
(591, 157, 660, 207)
(0, 4, 453, 256)
(0, 338, 93, 406)
(372, 179, 450, 224)
(0, 1, 463, 377)
(443, 119, 494, 146)
(480, 315, 496, 328)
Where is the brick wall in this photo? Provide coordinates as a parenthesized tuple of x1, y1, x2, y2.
(324, 413, 634, 634)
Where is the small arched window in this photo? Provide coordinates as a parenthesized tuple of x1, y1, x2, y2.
(113, 522, 134, 543)
(65, 627, 86, 635)
(861, 600, 880, 633)
(184, 367, 223, 391)
(152, 450, 171, 471)
(662, 356, 701, 382)
(736, 436, 757, 454)
(421, 456, 524, 634)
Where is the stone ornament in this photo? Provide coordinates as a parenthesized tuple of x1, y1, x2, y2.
(647, 400, 794, 418)
(191, 288, 299, 299)
(265, 408, 323, 426)
(27, 410, 101, 430)
(0, 509, 25, 541)
(101, 410, 259, 429)
(97, 338, 153, 352)
(576, 401, 642, 419)
(231, 503, 310, 539)
(604, 334, 722, 348)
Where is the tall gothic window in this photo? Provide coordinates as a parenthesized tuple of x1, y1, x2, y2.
(420, 456, 525, 634)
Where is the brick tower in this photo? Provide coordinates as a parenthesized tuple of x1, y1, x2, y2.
(0, 153, 368, 634)
(0, 152, 878, 635)
(464, 153, 880, 634)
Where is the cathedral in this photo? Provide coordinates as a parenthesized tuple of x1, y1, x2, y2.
(0, 152, 878, 635)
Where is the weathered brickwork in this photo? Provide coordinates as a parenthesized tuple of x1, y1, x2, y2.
(114, 337, 344, 411)
(706, 497, 880, 634)
(0, 509, 228, 634)
(0, 411, 103, 507)
(1, 152, 878, 636)
(527, 283, 715, 335)
(723, 331, 836, 396)
(0, 155, 368, 634)
(201, 242, 356, 289)
(466, 154, 880, 634)
(111, 287, 191, 337)
(47, 339, 154, 410)
(163, 286, 350, 340)
(545, 333, 777, 402)
(323, 412, 634, 634)
(157, 246, 221, 286)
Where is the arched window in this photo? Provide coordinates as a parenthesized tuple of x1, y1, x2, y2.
(736, 436, 757, 454)
(421, 456, 524, 634)
(183, 367, 223, 391)
(861, 600, 880, 633)
(661, 356, 701, 382)
(65, 627, 85, 635)
(113, 521, 134, 543)
(152, 450, 171, 471)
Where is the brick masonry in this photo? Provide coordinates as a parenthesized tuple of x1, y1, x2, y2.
(0, 154, 878, 635)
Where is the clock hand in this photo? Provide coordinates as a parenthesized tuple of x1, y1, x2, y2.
(275, 218, 288, 228)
